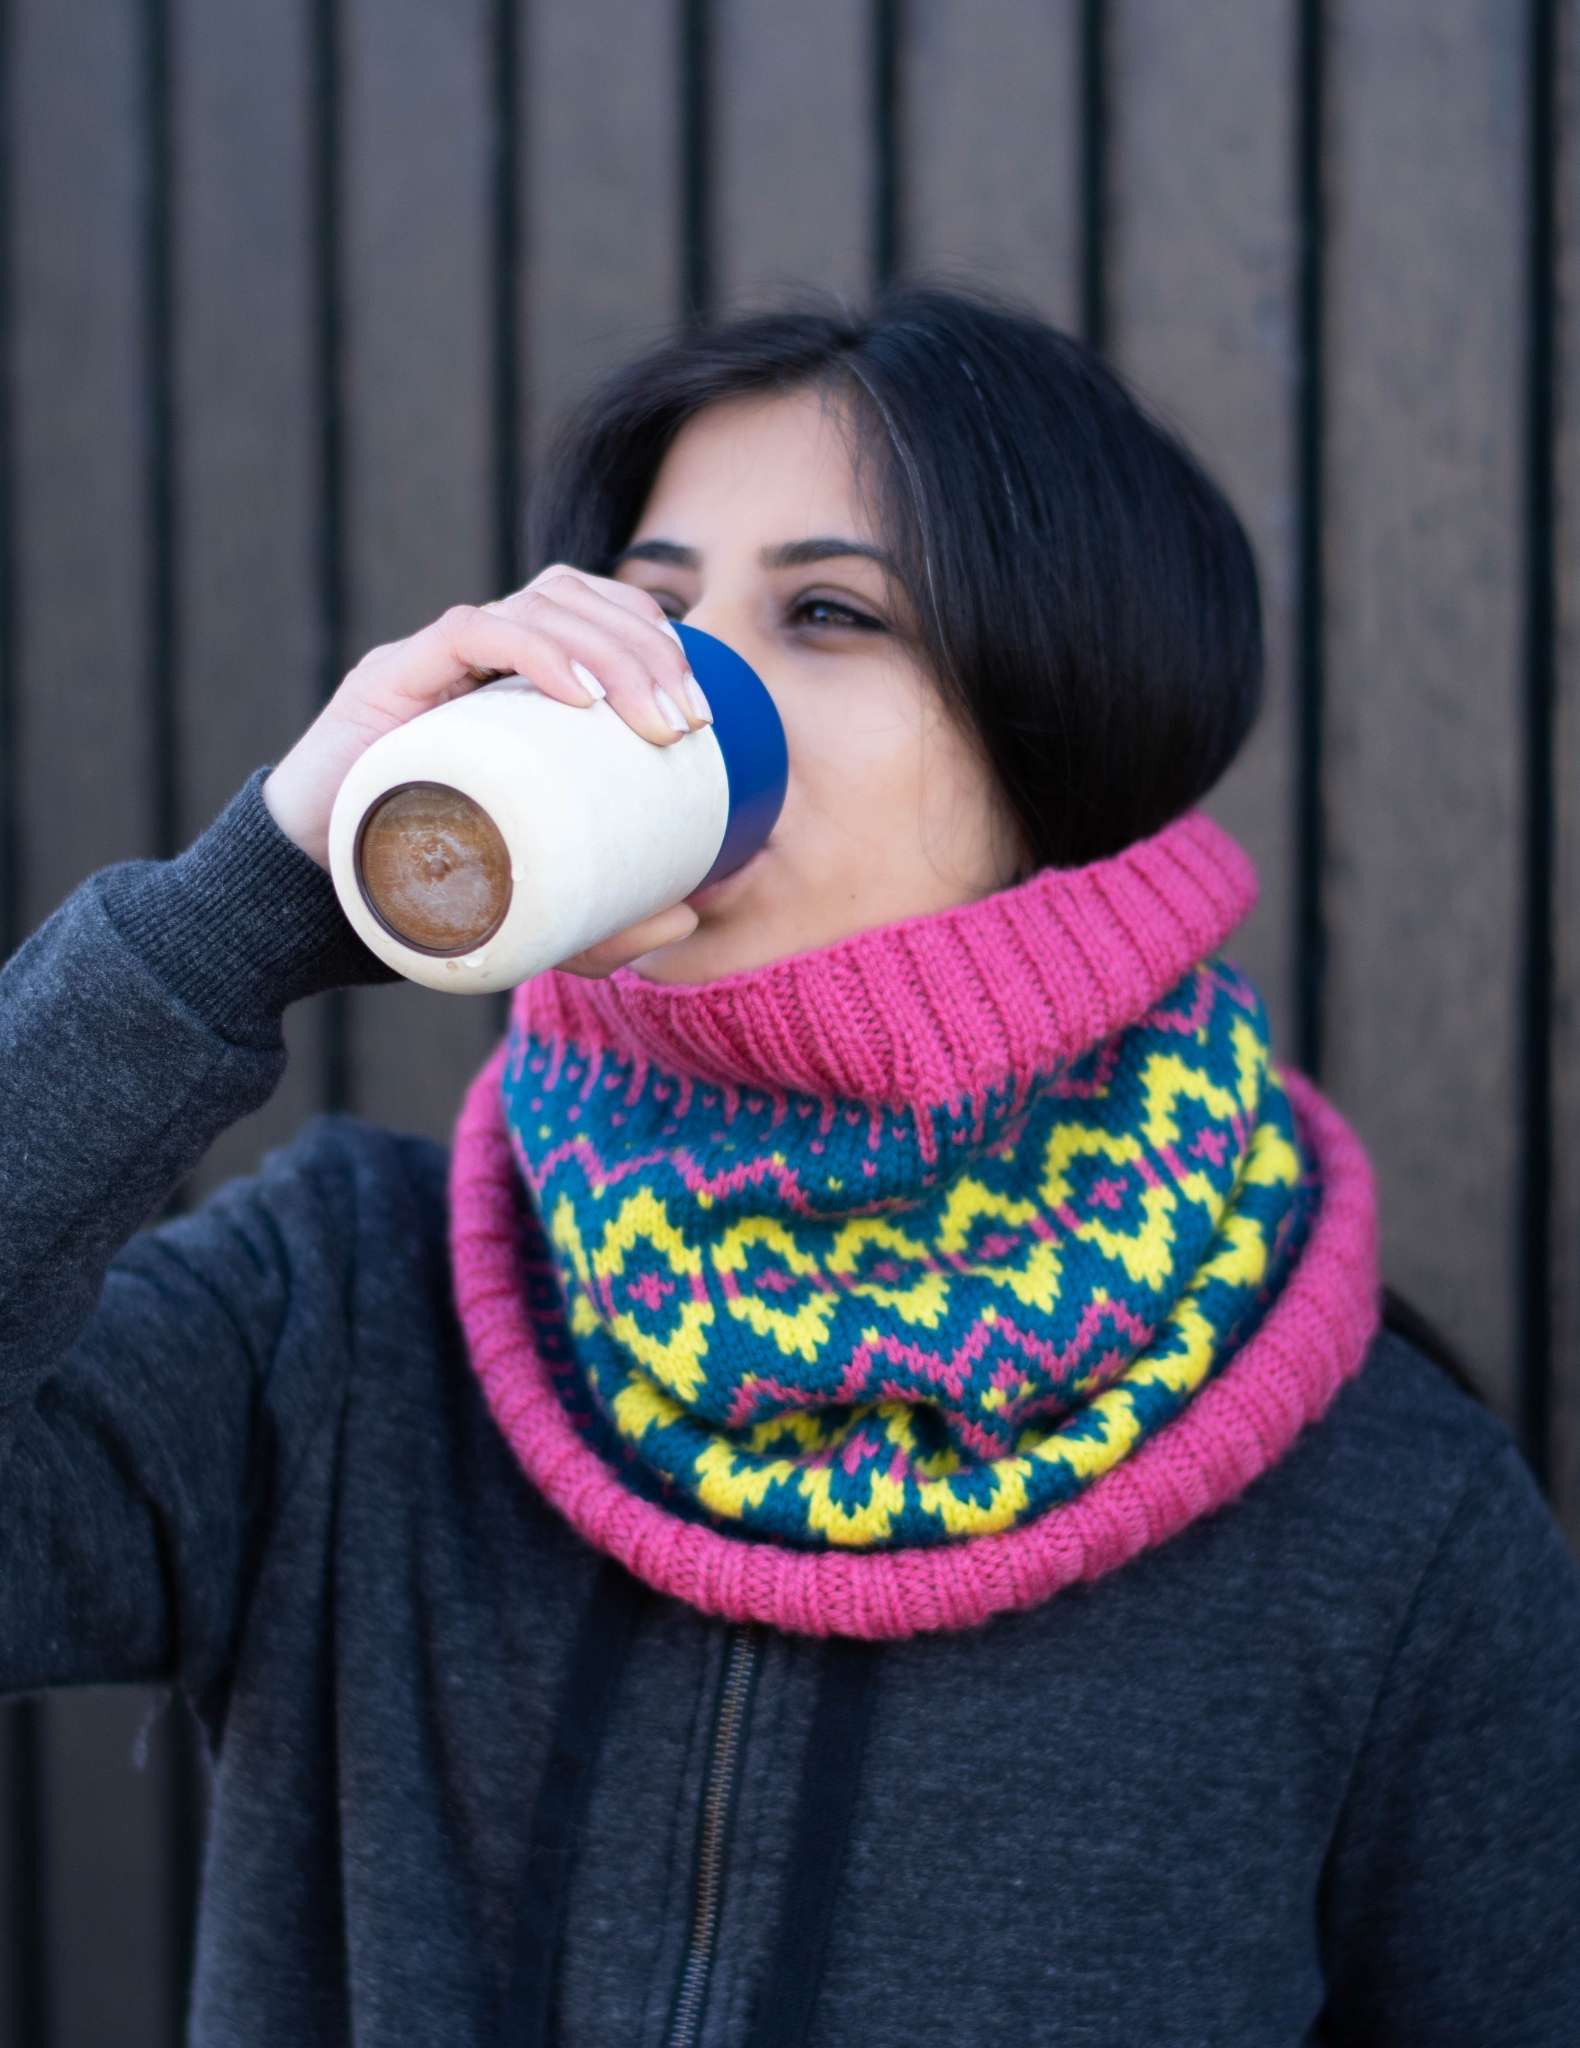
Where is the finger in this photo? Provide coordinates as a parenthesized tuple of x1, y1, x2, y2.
(505, 562, 682, 632)
(485, 571, 711, 729)
(385, 601, 690, 745)
(466, 593, 702, 748)
(556, 902, 701, 978)
(487, 573, 707, 724)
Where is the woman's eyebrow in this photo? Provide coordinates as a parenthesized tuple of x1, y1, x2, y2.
(610, 536, 897, 574)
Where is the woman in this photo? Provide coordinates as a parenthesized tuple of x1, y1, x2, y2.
(4, 281, 1576, 2046)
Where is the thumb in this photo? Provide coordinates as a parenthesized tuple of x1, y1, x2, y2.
(555, 901, 701, 979)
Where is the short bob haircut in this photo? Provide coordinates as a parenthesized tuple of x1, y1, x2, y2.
(521, 275, 1489, 1410)
(524, 276, 1263, 871)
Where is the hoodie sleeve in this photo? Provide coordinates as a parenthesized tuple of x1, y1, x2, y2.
(0, 764, 400, 1707)
(1316, 1437, 1580, 2043)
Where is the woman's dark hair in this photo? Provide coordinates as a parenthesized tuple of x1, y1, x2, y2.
(525, 276, 1264, 869)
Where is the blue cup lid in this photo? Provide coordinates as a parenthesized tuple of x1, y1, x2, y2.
(672, 622, 788, 888)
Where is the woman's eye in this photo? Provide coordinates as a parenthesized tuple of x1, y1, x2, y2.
(791, 597, 882, 631)
(654, 598, 882, 631)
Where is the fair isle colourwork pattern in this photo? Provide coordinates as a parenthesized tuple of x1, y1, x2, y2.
(497, 949, 1322, 1554)
(451, 804, 1383, 1636)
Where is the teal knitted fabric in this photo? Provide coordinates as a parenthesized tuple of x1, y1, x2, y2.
(497, 938, 1321, 1553)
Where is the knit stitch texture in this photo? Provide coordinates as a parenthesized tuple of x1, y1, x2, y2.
(449, 806, 1382, 1637)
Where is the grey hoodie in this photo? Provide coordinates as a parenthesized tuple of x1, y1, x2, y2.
(3, 763, 1579, 2047)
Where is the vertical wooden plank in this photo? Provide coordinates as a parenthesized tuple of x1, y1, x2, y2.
(522, 0, 680, 474)
(1324, 1, 1526, 1419)
(712, 0, 870, 311)
(902, 0, 1082, 329)
(0, 1710, 43, 2048)
(1552, 0, 1580, 1541)
(10, 0, 184, 2037)
(177, 0, 324, 1203)
(1107, 2, 1301, 1063)
(334, 0, 501, 1141)
(42, 1691, 189, 2048)
(154, 5, 327, 2020)
(12, 0, 154, 902)
(0, 0, 35, 2031)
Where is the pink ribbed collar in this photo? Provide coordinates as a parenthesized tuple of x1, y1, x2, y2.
(510, 805, 1259, 1106)
(448, 804, 1383, 1639)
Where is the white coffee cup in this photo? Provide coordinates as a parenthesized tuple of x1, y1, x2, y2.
(326, 621, 788, 994)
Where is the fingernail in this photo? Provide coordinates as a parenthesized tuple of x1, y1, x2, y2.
(569, 660, 606, 701)
(680, 671, 712, 723)
(658, 620, 687, 650)
(653, 684, 689, 734)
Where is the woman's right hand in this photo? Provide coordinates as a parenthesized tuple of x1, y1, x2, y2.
(262, 564, 714, 977)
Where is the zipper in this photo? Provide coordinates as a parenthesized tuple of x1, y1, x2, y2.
(663, 1621, 761, 2048)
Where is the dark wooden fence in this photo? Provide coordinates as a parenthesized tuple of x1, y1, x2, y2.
(2, 2, 1574, 2041)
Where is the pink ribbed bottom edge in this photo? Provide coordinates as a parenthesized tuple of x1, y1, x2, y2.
(446, 1042, 1382, 1640)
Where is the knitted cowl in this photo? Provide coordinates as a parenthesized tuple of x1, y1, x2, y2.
(448, 806, 1381, 1640)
